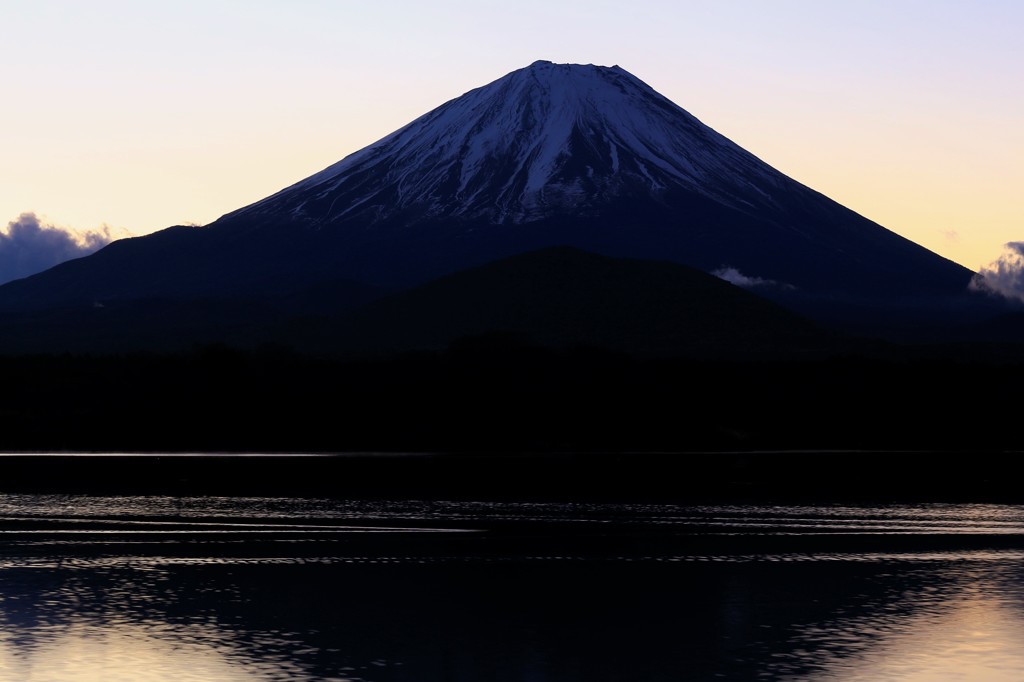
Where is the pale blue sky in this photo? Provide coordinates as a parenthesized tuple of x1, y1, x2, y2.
(2, 0, 1020, 270)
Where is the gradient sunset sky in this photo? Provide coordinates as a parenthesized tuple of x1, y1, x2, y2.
(3, 0, 1020, 272)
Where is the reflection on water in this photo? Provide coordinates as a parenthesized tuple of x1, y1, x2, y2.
(0, 624, 308, 682)
(765, 561, 1024, 681)
(0, 497, 1023, 680)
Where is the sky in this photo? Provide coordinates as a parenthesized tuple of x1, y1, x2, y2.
(2, 0, 1021, 278)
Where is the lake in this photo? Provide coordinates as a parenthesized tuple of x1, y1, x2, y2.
(0, 495, 1023, 680)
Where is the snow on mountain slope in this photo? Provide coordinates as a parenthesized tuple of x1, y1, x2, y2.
(225, 61, 785, 227)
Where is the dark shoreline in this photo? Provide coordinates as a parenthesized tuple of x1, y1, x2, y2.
(3, 344, 1024, 455)
(1, 450, 1022, 502)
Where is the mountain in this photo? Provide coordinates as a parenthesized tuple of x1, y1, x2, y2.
(209, 60, 972, 301)
(272, 246, 841, 358)
(0, 60, 980, 335)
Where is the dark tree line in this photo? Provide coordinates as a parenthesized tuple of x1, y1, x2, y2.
(1, 337, 1021, 455)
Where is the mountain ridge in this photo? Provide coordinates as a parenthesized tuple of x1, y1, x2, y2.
(275, 245, 841, 358)
(0, 60, 983, 342)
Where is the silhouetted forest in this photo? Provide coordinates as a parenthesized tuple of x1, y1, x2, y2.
(2, 336, 1022, 454)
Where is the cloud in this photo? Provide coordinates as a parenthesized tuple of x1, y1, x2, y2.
(970, 242, 1024, 304)
(712, 266, 795, 290)
(0, 213, 119, 285)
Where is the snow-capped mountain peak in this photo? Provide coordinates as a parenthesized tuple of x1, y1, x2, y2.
(226, 61, 780, 227)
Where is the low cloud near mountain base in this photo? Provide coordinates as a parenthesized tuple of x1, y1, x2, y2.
(0, 213, 117, 285)
(971, 242, 1024, 304)
(712, 266, 794, 291)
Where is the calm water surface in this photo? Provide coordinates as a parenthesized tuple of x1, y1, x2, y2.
(0, 496, 1023, 681)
